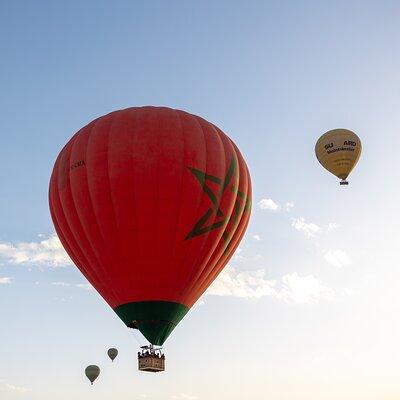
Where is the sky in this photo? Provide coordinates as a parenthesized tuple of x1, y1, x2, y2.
(1, 1, 400, 399)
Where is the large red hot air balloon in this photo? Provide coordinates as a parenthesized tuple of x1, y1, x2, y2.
(49, 106, 252, 346)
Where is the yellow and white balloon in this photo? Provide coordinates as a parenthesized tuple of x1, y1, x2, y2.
(315, 128, 362, 185)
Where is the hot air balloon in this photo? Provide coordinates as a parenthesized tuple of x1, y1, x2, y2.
(85, 365, 100, 385)
(49, 107, 252, 370)
(315, 128, 362, 185)
(107, 348, 118, 362)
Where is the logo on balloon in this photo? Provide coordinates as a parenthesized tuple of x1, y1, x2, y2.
(185, 156, 251, 251)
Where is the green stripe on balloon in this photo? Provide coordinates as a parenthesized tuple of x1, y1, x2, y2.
(114, 301, 189, 346)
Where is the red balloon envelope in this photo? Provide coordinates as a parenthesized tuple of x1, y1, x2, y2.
(49, 107, 252, 345)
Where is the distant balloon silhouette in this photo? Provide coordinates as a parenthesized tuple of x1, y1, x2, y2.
(85, 365, 100, 385)
(107, 348, 118, 362)
(315, 128, 362, 185)
(49, 106, 252, 347)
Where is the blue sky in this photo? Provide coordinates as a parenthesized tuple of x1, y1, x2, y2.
(1, 1, 400, 399)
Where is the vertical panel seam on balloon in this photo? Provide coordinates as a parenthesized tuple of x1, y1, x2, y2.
(86, 116, 121, 305)
(182, 124, 231, 302)
(81, 120, 119, 304)
(192, 162, 251, 304)
(179, 119, 229, 304)
(189, 134, 243, 303)
(55, 135, 108, 298)
(68, 127, 113, 303)
(174, 114, 209, 304)
(192, 144, 251, 302)
(169, 109, 186, 302)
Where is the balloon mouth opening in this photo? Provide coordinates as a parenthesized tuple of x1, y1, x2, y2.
(114, 301, 189, 346)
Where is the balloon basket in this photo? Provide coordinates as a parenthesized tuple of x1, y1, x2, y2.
(138, 345, 165, 372)
(340, 180, 349, 185)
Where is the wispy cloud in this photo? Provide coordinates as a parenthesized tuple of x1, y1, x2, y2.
(0, 276, 12, 284)
(207, 266, 334, 304)
(6, 384, 32, 393)
(284, 202, 295, 212)
(232, 247, 246, 263)
(324, 249, 351, 268)
(52, 281, 92, 290)
(52, 281, 71, 287)
(327, 222, 339, 231)
(0, 382, 32, 393)
(257, 198, 294, 212)
(252, 234, 261, 241)
(207, 266, 277, 299)
(258, 198, 280, 211)
(170, 394, 197, 400)
(291, 217, 320, 238)
(278, 272, 335, 303)
(0, 234, 72, 267)
(75, 283, 92, 290)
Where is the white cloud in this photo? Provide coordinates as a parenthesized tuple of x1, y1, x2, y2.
(0, 382, 32, 393)
(192, 299, 206, 309)
(52, 281, 71, 287)
(0, 234, 72, 267)
(258, 198, 280, 211)
(252, 234, 261, 241)
(52, 281, 93, 290)
(291, 217, 320, 238)
(324, 249, 351, 268)
(6, 384, 32, 393)
(207, 266, 277, 299)
(284, 202, 295, 212)
(0, 276, 12, 284)
(53, 296, 73, 303)
(232, 247, 246, 262)
(207, 266, 334, 304)
(341, 288, 353, 296)
(327, 222, 339, 231)
(278, 273, 335, 304)
(75, 283, 93, 290)
(170, 394, 197, 400)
